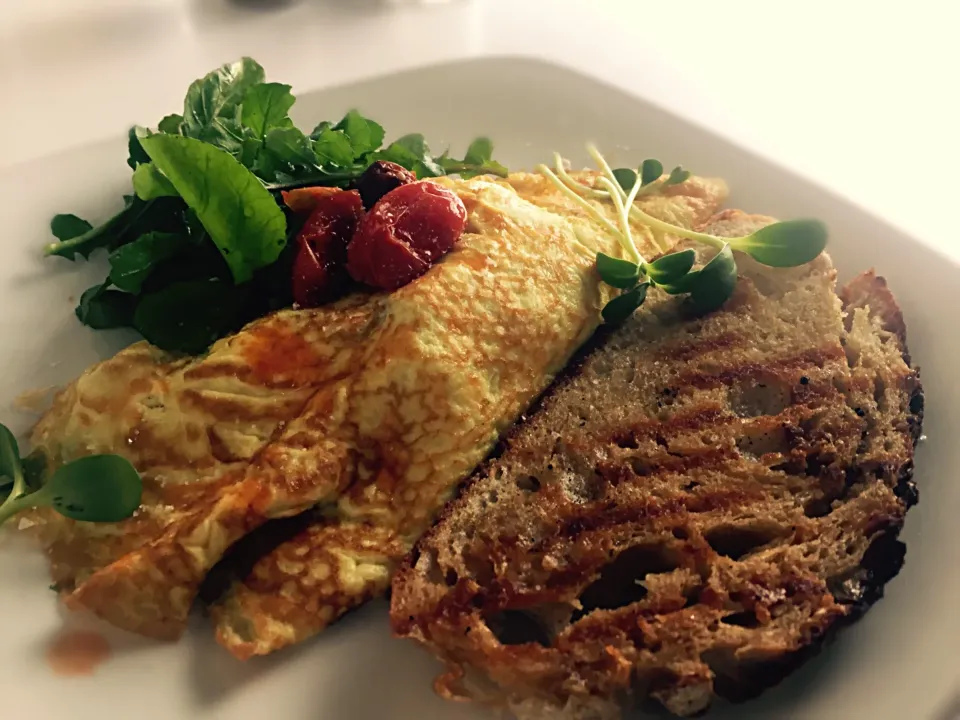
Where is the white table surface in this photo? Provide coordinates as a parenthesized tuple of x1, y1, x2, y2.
(1, 0, 958, 253)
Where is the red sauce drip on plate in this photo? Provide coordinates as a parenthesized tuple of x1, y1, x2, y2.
(46, 630, 111, 677)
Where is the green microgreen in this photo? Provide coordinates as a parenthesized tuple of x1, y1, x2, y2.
(664, 166, 691, 186)
(602, 282, 650, 324)
(612, 168, 637, 192)
(596, 252, 641, 289)
(687, 243, 738, 314)
(728, 218, 828, 267)
(644, 248, 696, 285)
(538, 144, 828, 323)
(640, 159, 664, 187)
(0, 424, 142, 529)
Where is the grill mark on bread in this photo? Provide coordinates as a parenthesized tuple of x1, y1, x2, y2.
(677, 345, 845, 390)
(654, 332, 742, 362)
(596, 447, 739, 484)
(608, 407, 731, 447)
(550, 485, 759, 541)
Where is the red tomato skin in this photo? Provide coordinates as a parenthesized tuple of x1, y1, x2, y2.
(346, 182, 467, 291)
(291, 189, 364, 308)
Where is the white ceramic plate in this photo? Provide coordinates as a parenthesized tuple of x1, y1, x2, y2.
(1, 57, 957, 720)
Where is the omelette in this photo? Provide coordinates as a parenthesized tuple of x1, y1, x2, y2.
(26, 171, 727, 655)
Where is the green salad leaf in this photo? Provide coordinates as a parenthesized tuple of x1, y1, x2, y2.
(138, 133, 287, 283)
(240, 82, 298, 178)
(47, 207, 129, 260)
(181, 57, 265, 155)
(657, 270, 701, 296)
(50, 214, 93, 244)
(312, 128, 355, 168)
(665, 166, 691, 186)
(75, 283, 136, 329)
(134, 279, 245, 354)
(0, 426, 24, 501)
(127, 127, 152, 170)
(33, 455, 142, 522)
(109, 232, 189, 293)
(258, 127, 323, 178)
(612, 168, 637, 192)
(157, 114, 184, 135)
(602, 283, 650, 323)
(45, 195, 183, 260)
(241, 82, 295, 139)
(376, 134, 444, 178)
(20, 451, 47, 494)
(334, 110, 385, 157)
(439, 137, 509, 179)
(132, 163, 178, 200)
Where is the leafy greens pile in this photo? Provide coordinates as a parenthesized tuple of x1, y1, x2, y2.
(537, 145, 827, 321)
(47, 57, 508, 354)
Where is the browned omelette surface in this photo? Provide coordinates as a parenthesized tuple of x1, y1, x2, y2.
(26, 171, 727, 652)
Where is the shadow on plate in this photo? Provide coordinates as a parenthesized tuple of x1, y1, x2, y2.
(933, 688, 960, 720)
(185, 609, 318, 708)
(306, 603, 484, 720)
(690, 639, 847, 719)
(186, 599, 483, 719)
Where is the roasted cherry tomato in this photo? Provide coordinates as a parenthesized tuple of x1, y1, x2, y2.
(346, 181, 467, 291)
(281, 185, 343, 215)
(354, 160, 416, 210)
(291, 189, 364, 308)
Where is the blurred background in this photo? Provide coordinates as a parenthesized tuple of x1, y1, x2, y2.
(0, 0, 956, 245)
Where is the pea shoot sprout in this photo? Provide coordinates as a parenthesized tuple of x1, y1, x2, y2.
(537, 145, 828, 322)
(0, 425, 142, 529)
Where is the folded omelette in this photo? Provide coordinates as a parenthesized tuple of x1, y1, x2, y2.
(27, 171, 727, 656)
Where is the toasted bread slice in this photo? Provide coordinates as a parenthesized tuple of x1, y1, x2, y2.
(390, 210, 922, 718)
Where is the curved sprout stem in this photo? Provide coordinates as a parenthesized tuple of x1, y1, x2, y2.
(624, 172, 644, 212)
(621, 173, 670, 254)
(0, 491, 35, 527)
(596, 177, 643, 265)
(627, 203, 728, 250)
(0, 430, 26, 525)
(552, 153, 609, 200)
(622, 173, 672, 257)
(584, 145, 673, 254)
(545, 145, 731, 265)
(587, 144, 625, 202)
(536, 164, 627, 246)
